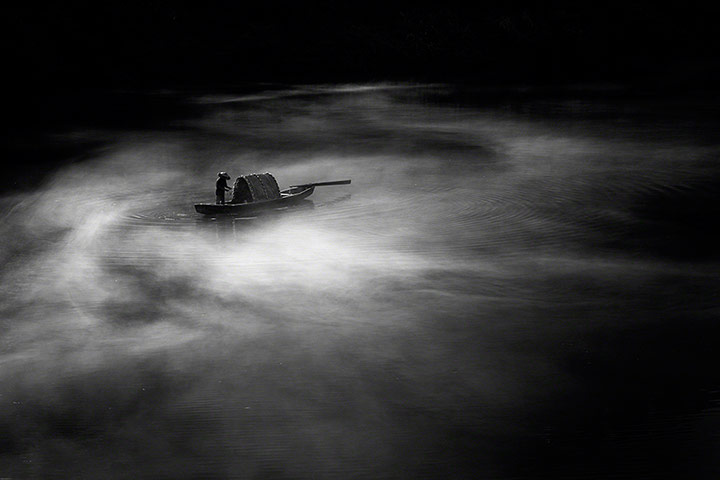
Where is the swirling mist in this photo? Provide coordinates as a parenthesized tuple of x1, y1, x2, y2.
(1, 85, 719, 478)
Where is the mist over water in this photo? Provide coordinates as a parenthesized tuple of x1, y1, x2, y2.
(2, 85, 720, 478)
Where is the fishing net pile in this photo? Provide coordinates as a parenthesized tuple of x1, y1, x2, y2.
(230, 172, 281, 204)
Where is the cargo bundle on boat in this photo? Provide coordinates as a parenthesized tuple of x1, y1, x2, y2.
(231, 173, 281, 204)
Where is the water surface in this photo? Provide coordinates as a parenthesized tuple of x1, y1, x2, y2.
(2, 84, 719, 479)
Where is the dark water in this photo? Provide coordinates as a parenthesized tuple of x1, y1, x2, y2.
(2, 84, 720, 479)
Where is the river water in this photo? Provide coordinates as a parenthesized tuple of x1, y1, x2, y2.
(1, 84, 719, 478)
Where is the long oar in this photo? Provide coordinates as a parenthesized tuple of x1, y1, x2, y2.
(289, 179, 351, 188)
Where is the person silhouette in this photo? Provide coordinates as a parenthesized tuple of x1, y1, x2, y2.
(215, 172, 231, 204)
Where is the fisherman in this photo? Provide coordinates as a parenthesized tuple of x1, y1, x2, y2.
(215, 172, 232, 204)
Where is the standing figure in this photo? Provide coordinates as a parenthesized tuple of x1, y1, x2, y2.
(215, 172, 231, 204)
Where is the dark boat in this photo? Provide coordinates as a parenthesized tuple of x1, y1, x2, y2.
(194, 178, 350, 215)
(194, 185, 315, 215)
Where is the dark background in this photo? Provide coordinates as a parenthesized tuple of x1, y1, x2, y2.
(5, 2, 720, 197)
(3, 2, 720, 195)
(4, 2, 720, 89)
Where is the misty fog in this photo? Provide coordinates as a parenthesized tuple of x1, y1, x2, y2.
(2, 85, 719, 478)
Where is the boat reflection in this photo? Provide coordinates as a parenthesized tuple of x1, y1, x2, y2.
(195, 200, 315, 240)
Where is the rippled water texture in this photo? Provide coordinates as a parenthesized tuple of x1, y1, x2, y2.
(2, 85, 720, 478)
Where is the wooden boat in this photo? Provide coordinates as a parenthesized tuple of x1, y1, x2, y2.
(194, 180, 349, 215)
